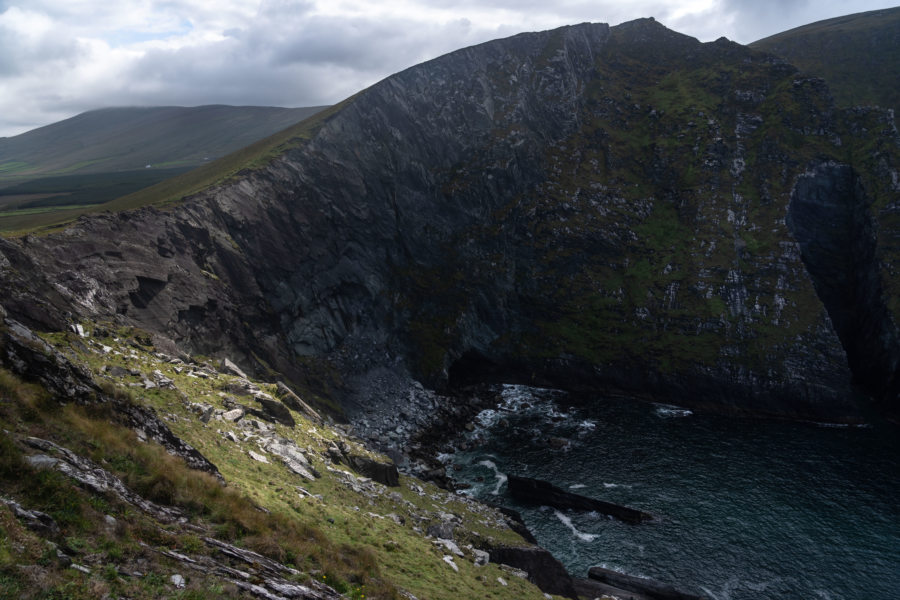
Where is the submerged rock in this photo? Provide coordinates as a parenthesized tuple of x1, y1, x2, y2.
(588, 566, 707, 600)
(506, 474, 653, 524)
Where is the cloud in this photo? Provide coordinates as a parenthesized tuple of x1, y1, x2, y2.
(0, 0, 893, 137)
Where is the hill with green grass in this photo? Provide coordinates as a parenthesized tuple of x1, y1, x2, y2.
(0, 105, 328, 233)
(751, 7, 900, 110)
(0, 105, 327, 184)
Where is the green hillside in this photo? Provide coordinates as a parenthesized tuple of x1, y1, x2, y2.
(751, 7, 900, 110)
(0, 105, 333, 234)
(0, 105, 327, 185)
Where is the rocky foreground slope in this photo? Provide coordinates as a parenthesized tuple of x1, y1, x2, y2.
(1, 309, 568, 599)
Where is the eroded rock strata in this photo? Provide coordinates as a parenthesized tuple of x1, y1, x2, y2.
(1, 18, 899, 423)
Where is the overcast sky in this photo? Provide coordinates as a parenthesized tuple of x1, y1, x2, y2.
(0, 0, 894, 137)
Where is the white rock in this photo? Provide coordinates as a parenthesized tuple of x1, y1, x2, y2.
(248, 451, 269, 464)
(497, 577, 507, 586)
(104, 515, 117, 531)
(436, 538, 464, 557)
(223, 409, 244, 422)
(222, 358, 247, 379)
(442, 555, 459, 572)
(170, 574, 185, 588)
(473, 548, 490, 567)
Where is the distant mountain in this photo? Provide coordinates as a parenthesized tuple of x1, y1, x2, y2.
(0, 105, 327, 184)
(751, 7, 900, 110)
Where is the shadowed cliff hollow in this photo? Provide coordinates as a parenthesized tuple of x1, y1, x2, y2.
(1, 18, 899, 421)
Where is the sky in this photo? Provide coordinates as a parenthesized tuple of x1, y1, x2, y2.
(0, 0, 895, 137)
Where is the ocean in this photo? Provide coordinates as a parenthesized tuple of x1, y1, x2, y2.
(444, 385, 900, 600)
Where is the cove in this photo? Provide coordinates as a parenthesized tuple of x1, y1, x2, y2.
(443, 385, 900, 600)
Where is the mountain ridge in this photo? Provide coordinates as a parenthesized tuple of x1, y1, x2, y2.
(2, 17, 897, 423)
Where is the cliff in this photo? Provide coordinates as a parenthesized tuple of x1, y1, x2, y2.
(1, 18, 898, 422)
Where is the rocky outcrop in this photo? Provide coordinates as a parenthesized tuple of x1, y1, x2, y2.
(488, 544, 579, 599)
(0, 312, 222, 479)
(328, 441, 400, 486)
(787, 161, 900, 417)
(1, 19, 898, 422)
(588, 566, 708, 600)
(506, 475, 654, 524)
(275, 381, 322, 423)
(23, 437, 187, 523)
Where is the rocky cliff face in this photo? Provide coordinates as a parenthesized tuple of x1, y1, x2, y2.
(1, 19, 898, 422)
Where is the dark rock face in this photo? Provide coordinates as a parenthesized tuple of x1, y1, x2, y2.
(488, 544, 579, 599)
(787, 162, 900, 417)
(0, 19, 898, 421)
(588, 566, 708, 600)
(506, 474, 654, 524)
(345, 454, 400, 487)
(253, 397, 296, 427)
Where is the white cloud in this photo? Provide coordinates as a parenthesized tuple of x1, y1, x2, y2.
(0, 0, 894, 137)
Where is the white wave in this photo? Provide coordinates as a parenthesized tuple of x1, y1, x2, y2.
(653, 403, 693, 418)
(568, 483, 587, 489)
(577, 420, 596, 430)
(602, 482, 632, 489)
(436, 452, 455, 464)
(478, 459, 507, 495)
(474, 408, 500, 428)
(553, 510, 598, 542)
(814, 421, 872, 429)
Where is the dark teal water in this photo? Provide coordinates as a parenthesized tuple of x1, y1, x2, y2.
(446, 385, 900, 600)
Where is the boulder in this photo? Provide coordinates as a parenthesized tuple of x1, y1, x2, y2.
(347, 454, 399, 487)
(473, 548, 490, 567)
(426, 521, 456, 540)
(107, 365, 131, 378)
(221, 358, 248, 379)
(222, 408, 244, 422)
(248, 451, 269, 464)
(265, 439, 318, 481)
(275, 381, 322, 423)
(254, 397, 295, 428)
(223, 381, 253, 396)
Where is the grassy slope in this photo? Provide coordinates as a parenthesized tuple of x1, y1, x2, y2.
(0, 100, 351, 235)
(751, 7, 900, 110)
(0, 321, 550, 600)
(0, 105, 328, 184)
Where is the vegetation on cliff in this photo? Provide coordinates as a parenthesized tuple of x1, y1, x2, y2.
(0, 317, 554, 599)
(1, 17, 897, 424)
